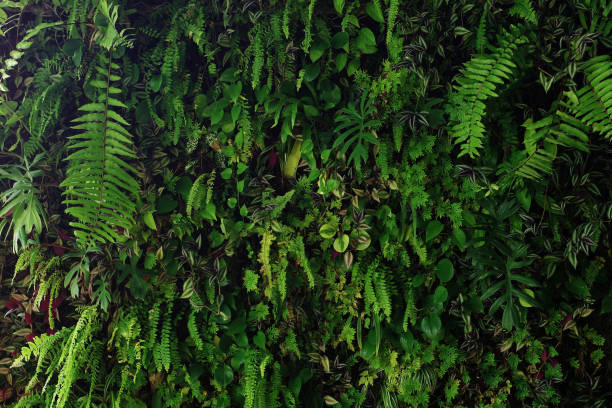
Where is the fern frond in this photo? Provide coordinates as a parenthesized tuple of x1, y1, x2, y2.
(570, 55, 612, 140)
(288, 235, 314, 289)
(514, 107, 589, 179)
(386, 0, 399, 49)
(60, 53, 138, 247)
(476, 8, 487, 54)
(509, 0, 537, 24)
(447, 25, 528, 158)
(244, 352, 260, 408)
(186, 173, 207, 219)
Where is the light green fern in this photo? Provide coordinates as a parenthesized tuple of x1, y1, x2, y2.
(569, 55, 612, 140)
(447, 25, 528, 157)
(60, 52, 138, 246)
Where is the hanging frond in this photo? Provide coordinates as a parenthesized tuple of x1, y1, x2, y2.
(447, 25, 528, 158)
(515, 110, 589, 179)
(60, 53, 138, 246)
(569, 55, 612, 140)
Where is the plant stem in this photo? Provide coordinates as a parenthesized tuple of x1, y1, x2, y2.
(283, 137, 302, 179)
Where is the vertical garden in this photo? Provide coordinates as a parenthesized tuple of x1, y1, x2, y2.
(0, 0, 611, 406)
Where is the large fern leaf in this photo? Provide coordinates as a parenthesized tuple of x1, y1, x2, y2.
(515, 109, 589, 179)
(447, 25, 528, 158)
(60, 53, 138, 246)
(569, 55, 612, 140)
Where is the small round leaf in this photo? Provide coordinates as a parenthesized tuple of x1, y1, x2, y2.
(436, 258, 454, 283)
(333, 234, 350, 253)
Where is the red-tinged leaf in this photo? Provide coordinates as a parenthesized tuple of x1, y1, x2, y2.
(58, 228, 70, 241)
(269, 150, 277, 168)
(51, 244, 65, 256)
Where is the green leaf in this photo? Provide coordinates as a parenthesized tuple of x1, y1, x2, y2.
(319, 223, 337, 239)
(435, 258, 454, 282)
(333, 234, 350, 253)
(518, 288, 536, 308)
(433, 286, 448, 304)
(502, 305, 516, 330)
(144, 253, 156, 270)
(336, 52, 348, 72)
(452, 228, 466, 250)
(355, 28, 377, 54)
(253, 331, 266, 349)
(304, 63, 320, 82)
(421, 314, 442, 340)
(224, 81, 242, 102)
(333, 0, 345, 14)
(567, 276, 590, 297)
(365, 2, 384, 22)
(465, 296, 484, 313)
(202, 202, 216, 221)
(220, 68, 240, 82)
(360, 329, 377, 360)
(62, 39, 83, 66)
(310, 39, 330, 62)
(143, 211, 157, 231)
(331, 32, 349, 51)
(221, 168, 232, 180)
(156, 194, 177, 214)
(214, 365, 234, 387)
(426, 220, 443, 242)
(356, 231, 371, 250)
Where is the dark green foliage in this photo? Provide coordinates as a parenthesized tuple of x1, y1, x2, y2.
(1, 0, 611, 407)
